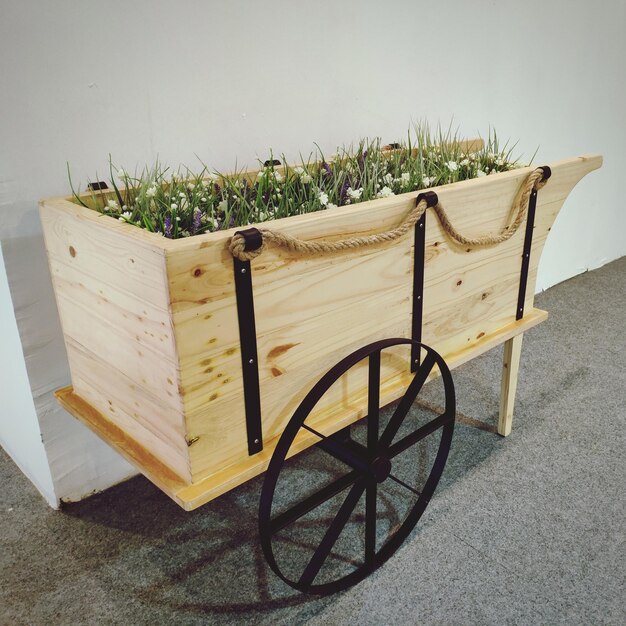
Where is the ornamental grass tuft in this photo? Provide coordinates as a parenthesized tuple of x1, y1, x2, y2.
(68, 123, 533, 239)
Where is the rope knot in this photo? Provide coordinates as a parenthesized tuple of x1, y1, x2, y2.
(229, 228, 265, 261)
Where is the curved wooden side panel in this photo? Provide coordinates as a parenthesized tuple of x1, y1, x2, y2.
(421, 154, 602, 357)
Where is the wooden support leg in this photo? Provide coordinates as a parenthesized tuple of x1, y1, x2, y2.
(498, 333, 524, 437)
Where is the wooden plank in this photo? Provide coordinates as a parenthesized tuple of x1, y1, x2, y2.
(55, 387, 187, 492)
(40, 197, 189, 480)
(498, 334, 524, 436)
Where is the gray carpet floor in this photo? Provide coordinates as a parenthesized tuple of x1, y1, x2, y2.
(1, 257, 625, 626)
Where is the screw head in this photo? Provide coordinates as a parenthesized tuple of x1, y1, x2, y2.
(414, 358, 419, 364)
(240, 267, 247, 274)
(254, 438, 260, 444)
(248, 358, 255, 365)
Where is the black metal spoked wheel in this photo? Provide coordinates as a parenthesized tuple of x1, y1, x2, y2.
(259, 338, 455, 595)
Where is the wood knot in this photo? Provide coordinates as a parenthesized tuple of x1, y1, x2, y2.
(69, 246, 76, 258)
(193, 267, 203, 277)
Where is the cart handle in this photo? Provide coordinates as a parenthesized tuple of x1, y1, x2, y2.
(229, 166, 550, 261)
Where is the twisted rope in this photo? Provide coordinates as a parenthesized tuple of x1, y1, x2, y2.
(229, 168, 549, 261)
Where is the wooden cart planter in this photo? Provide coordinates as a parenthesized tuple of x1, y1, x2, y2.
(40, 141, 601, 593)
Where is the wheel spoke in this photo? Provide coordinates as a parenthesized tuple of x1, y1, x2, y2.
(379, 351, 437, 450)
(367, 351, 381, 457)
(386, 412, 452, 459)
(388, 473, 422, 497)
(365, 479, 377, 566)
(298, 479, 367, 589)
(270, 470, 360, 534)
(303, 424, 370, 474)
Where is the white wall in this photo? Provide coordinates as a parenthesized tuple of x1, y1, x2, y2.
(0, 242, 55, 505)
(0, 0, 624, 503)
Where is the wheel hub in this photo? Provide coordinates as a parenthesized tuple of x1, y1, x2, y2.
(370, 455, 391, 483)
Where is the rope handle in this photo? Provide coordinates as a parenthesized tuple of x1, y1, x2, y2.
(229, 167, 551, 261)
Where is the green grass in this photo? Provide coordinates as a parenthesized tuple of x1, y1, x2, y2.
(68, 123, 531, 239)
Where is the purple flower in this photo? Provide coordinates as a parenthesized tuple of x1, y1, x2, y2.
(340, 179, 351, 206)
(322, 161, 332, 176)
(164, 215, 173, 238)
(191, 209, 202, 234)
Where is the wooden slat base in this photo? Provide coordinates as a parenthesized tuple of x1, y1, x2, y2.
(56, 307, 548, 510)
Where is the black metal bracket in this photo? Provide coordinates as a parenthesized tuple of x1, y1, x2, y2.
(87, 181, 109, 191)
(411, 191, 438, 371)
(515, 166, 550, 320)
(233, 228, 264, 455)
(263, 159, 282, 167)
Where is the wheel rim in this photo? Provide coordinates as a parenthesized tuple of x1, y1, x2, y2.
(259, 338, 456, 594)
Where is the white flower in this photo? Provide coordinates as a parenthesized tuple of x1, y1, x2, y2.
(175, 216, 181, 222)
(460, 158, 470, 167)
(422, 176, 434, 187)
(146, 186, 157, 198)
(117, 168, 127, 179)
(210, 218, 219, 230)
(400, 172, 410, 186)
(318, 191, 329, 207)
(347, 187, 363, 201)
(446, 161, 458, 172)
(273, 171, 283, 183)
(217, 199, 228, 213)
(301, 173, 312, 184)
(327, 203, 338, 209)
(376, 186, 394, 199)
(106, 199, 118, 211)
(179, 192, 186, 199)
(181, 230, 190, 237)
(200, 196, 207, 202)
(118, 211, 132, 222)
(170, 203, 178, 210)
(207, 172, 219, 182)
(383, 172, 394, 185)
(293, 166, 304, 176)
(476, 169, 487, 177)
(187, 183, 195, 190)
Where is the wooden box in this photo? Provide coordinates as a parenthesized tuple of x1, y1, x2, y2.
(39, 147, 601, 509)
